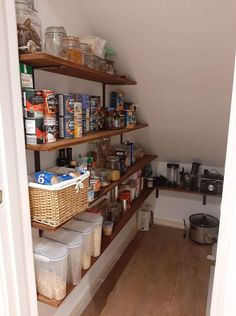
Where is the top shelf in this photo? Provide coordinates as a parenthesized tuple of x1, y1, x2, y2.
(19, 53, 137, 85)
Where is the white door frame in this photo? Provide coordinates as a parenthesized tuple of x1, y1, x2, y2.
(0, 0, 38, 315)
(210, 55, 236, 316)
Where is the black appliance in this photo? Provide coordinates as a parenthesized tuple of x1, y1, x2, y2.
(200, 169, 223, 196)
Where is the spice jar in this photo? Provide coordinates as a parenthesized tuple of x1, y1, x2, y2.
(119, 190, 131, 213)
(62, 36, 82, 64)
(16, 1, 42, 53)
(90, 176, 101, 192)
(45, 26, 66, 56)
(103, 221, 114, 236)
(105, 156, 120, 181)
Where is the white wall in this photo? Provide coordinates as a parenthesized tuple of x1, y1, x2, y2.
(75, 0, 236, 167)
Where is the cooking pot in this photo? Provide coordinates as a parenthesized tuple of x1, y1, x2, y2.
(186, 213, 219, 245)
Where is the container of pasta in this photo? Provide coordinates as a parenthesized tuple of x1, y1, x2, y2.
(76, 212, 103, 257)
(44, 228, 83, 285)
(63, 219, 92, 270)
(33, 237, 68, 300)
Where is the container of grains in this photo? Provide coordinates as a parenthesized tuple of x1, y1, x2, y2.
(62, 36, 82, 64)
(95, 168, 111, 187)
(103, 221, 114, 236)
(105, 156, 120, 181)
(33, 237, 68, 300)
(43, 228, 83, 285)
(76, 212, 103, 257)
(63, 219, 92, 270)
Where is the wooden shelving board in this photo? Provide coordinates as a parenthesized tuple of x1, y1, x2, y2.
(37, 187, 155, 307)
(26, 124, 148, 152)
(32, 154, 157, 231)
(20, 53, 137, 85)
(157, 185, 222, 197)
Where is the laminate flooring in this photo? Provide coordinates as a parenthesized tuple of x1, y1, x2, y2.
(82, 225, 212, 316)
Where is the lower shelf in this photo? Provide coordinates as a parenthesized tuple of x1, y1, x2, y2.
(37, 187, 155, 307)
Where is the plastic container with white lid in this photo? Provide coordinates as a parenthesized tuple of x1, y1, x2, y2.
(43, 228, 83, 285)
(33, 237, 68, 300)
(63, 219, 93, 269)
(76, 212, 103, 257)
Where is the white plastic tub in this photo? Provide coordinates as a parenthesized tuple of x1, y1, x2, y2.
(33, 237, 68, 300)
(63, 219, 93, 270)
(76, 212, 103, 257)
(43, 228, 83, 285)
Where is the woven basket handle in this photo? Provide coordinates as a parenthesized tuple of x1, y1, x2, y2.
(75, 179, 84, 193)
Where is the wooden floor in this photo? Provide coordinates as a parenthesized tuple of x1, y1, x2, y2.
(82, 225, 212, 316)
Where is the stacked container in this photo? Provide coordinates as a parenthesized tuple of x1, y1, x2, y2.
(43, 228, 83, 285)
(76, 212, 103, 257)
(63, 219, 93, 270)
(78, 94, 90, 134)
(33, 237, 68, 300)
(90, 96, 101, 132)
(42, 90, 58, 143)
(74, 100, 83, 138)
(58, 93, 75, 138)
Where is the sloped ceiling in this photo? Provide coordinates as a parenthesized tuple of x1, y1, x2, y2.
(39, 0, 236, 166)
(76, 0, 236, 166)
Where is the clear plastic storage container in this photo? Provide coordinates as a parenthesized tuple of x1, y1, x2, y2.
(76, 212, 103, 257)
(43, 228, 83, 285)
(63, 219, 92, 270)
(33, 237, 68, 300)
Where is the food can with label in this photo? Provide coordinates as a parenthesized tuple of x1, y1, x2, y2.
(57, 93, 75, 117)
(59, 117, 74, 138)
(42, 90, 57, 116)
(24, 117, 45, 144)
(23, 89, 44, 119)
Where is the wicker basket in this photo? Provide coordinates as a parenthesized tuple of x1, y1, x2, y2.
(29, 171, 90, 227)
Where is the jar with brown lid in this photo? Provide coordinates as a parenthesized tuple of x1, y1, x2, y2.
(61, 36, 82, 64)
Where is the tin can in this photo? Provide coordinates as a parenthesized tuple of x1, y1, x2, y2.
(24, 117, 45, 144)
(78, 94, 90, 109)
(35, 172, 59, 185)
(45, 125, 58, 143)
(125, 110, 135, 128)
(23, 89, 44, 118)
(59, 117, 74, 138)
(57, 93, 75, 117)
(42, 90, 57, 116)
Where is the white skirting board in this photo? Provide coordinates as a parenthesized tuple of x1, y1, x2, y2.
(154, 216, 184, 229)
(206, 266, 215, 316)
(38, 214, 138, 316)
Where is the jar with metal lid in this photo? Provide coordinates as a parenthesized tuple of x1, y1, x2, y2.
(119, 190, 131, 213)
(45, 26, 66, 56)
(62, 36, 82, 64)
(15, 1, 42, 53)
(95, 168, 110, 187)
(105, 156, 120, 181)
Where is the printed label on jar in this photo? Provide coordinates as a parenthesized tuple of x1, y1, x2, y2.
(42, 90, 57, 116)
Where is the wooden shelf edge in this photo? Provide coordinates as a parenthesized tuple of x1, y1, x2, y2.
(158, 186, 222, 198)
(26, 124, 149, 152)
(37, 187, 155, 307)
(20, 53, 137, 85)
(31, 154, 158, 232)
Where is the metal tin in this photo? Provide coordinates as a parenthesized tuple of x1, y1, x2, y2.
(23, 89, 44, 118)
(59, 117, 74, 138)
(42, 90, 57, 116)
(45, 125, 58, 143)
(57, 93, 75, 117)
(25, 117, 45, 144)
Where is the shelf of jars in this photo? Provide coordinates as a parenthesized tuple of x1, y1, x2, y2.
(20, 53, 137, 85)
(26, 124, 148, 152)
(31, 154, 157, 231)
(37, 186, 155, 307)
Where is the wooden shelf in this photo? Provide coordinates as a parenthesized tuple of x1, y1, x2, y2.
(26, 124, 148, 152)
(32, 154, 157, 231)
(37, 187, 155, 307)
(20, 53, 137, 85)
(157, 185, 222, 197)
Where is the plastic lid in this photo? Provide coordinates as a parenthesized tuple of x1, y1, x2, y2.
(189, 213, 219, 228)
(43, 228, 83, 248)
(33, 237, 68, 261)
(106, 156, 119, 162)
(103, 221, 113, 227)
(45, 26, 66, 34)
(76, 211, 103, 224)
(63, 219, 93, 234)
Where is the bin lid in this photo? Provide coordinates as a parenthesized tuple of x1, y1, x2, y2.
(76, 211, 103, 224)
(33, 237, 68, 261)
(189, 213, 219, 228)
(43, 228, 83, 248)
(63, 219, 93, 234)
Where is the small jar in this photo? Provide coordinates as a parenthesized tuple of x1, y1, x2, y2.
(114, 112, 120, 129)
(105, 60, 115, 75)
(103, 221, 114, 236)
(62, 36, 82, 64)
(95, 169, 110, 187)
(119, 190, 131, 213)
(105, 109, 114, 130)
(90, 176, 101, 192)
(147, 177, 154, 188)
(45, 26, 66, 56)
(105, 156, 120, 181)
(88, 186, 95, 203)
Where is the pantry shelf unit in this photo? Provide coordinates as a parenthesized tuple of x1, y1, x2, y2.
(26, 124, 148, 152)
(37, 186, 155, 307)
(19, 53, 137, 85)
(32, 154, 157, 231)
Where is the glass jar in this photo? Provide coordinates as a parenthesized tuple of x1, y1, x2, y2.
(90, 137, 111, 168)
(62, 36, 82, 64)
(105, 156, 120, 181)
(98, 59, 106, 72)
(15, 1, 42, 53)
(114, 111, 120, 129)
(45, 26, 66, 56)
(105, 109, 114, 130)
(105, 59, 115, 75)
(95, 168, 110, 187)
(108, 202, 122, 223)
(87, 186, 95, 202)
